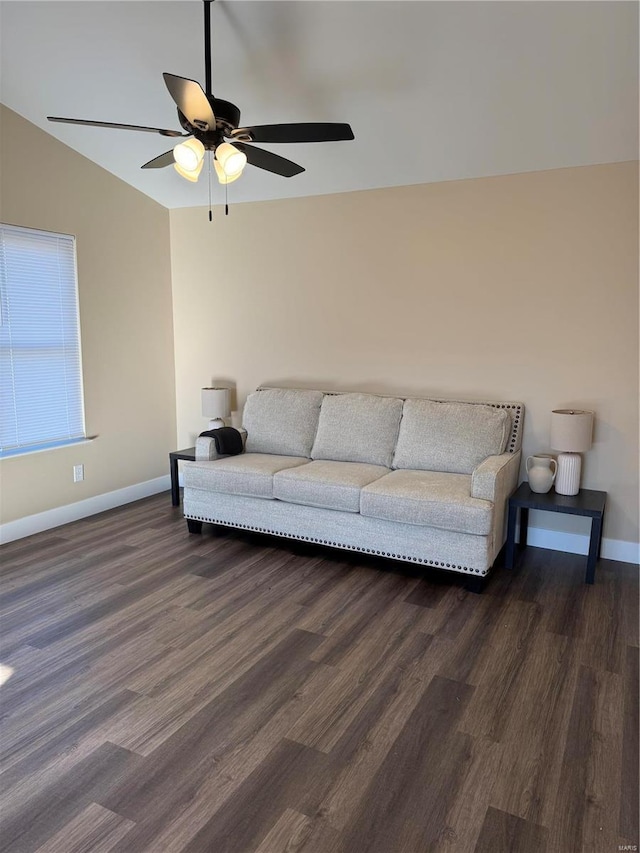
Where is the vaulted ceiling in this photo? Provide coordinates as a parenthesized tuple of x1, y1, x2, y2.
(1, 1, 637, 209)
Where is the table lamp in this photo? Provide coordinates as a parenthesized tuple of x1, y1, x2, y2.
(201, 387, 231, 429)
(550, 409, 593, 496)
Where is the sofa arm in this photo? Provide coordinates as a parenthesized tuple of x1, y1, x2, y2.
(195, 428, 247, 462)
(471, 451, 521, 557)
(471, 452, 520, 501)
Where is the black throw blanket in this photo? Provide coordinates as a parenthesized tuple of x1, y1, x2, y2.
(199, 426, 244, 456)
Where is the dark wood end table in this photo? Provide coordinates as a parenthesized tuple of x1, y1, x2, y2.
(505, 482, 607, 584)
(169, 447, 196, 506)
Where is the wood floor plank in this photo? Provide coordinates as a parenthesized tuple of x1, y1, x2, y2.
(108, 664, 338, 853)
(23, 557, 204, 649)
(32, 803, 135, 853)
(97, 629, 326, 849)
(251, 808, 338, 853)
(0, 742, 143, 853)
(619, 645, 639, 840)
(294, 564, 388, 636)
(0, 581, 130, 657)
(0, 493, 636, 853)
(612, 561, 640, 648)
(577, 572, 628, 675)
(111, 603, 314, 756)
(336, 676, 475, 853)
(530, 549, 590, 637)
(0, 543, 137, 605)
(0, 689, 140, 785)
(124, 581, 307, 701)
(458, 597, 543, 741)
(286, 617, 429, 753)
(289, 556, 360, 607)
(403, 568, 455, 608)
(1, 610, 177, 729)
(488, 629, 578, 827)
(399, 583, 469, 639)
(160, 642, 448, 852)
(175, 737, 328, 853)
(433, 586, 509, 685)
(306, 572, 423, 668)
(548, 664, 625, 852)
(474, 806, 548, 853)
(433, 734, 504, 853)
(0, 535, 69, 570)
(311, 632, 454, 832)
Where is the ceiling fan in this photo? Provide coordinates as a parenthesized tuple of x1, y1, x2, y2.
(47, 0, 354, 190)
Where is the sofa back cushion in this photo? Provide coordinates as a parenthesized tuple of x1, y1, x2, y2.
(393, 399, 511, 474)
(311, 393, 403, 468)
(243, 389, 323, 457)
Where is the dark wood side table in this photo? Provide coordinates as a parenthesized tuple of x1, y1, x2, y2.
(505, 483, 607, 584)
(169, 447, 196, 506)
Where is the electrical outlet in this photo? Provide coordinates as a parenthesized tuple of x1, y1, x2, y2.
(73, 464, 84, 483)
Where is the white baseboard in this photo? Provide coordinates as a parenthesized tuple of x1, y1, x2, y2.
(521, 525, 639, 566)
(2, 481, 638, 567)
(0, 475, 171, 544)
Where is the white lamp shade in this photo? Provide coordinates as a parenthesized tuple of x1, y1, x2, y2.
(174, 159, 204, 182)
(213, 159, 241, 185)
(173, 138, 205, 171)
(201, 387, 231, 420)
(550, 410, 593, 452)
(215, 142, 247, 177)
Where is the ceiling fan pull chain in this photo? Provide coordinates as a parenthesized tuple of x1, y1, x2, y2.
(225, 182, 229, 216)
(208, 152, 213, 222)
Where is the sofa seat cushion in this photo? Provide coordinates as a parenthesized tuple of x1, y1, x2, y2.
(243, 389, 324, 458)
(273, 460, 389, 513)
(311, 393, 403, 467)
(185, 454, 309, 499)
(360, 470, 493, 535)
(393, 399, 511, 474)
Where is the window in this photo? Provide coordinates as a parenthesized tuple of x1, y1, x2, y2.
(0, 224, 86, 458)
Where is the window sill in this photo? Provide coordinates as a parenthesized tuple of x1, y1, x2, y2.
(0, 436, 98, 460)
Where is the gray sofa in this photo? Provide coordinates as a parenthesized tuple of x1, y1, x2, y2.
(183, 387, 524, 583)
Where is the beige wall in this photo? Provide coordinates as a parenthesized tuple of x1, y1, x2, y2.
(170, 162, 638, 546)
(0, 107, 176, 523)
(1, 111, 636, 548)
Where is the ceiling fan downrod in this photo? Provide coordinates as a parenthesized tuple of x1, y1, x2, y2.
(204, 0, 214, 98)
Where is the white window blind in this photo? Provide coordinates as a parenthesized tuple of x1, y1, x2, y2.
(0, 224, 86, 457)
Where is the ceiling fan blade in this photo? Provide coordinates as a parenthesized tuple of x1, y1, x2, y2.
(234, 143, 305, 178)
(47, 116, 186, 138)
(231, 123, 355, 144)
(163, 73, 216, 131)
(141, 150, 176, 170)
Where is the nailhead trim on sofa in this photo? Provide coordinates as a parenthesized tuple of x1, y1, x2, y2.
(186, 514, 489, 576)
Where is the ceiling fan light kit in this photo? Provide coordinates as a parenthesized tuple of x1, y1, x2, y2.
(213, 159, 241, 185)
(174, 159, 204, 183)
(215, 142, 247, 178)
(173, 138, 205, 171)
(46, 0, 354, 214)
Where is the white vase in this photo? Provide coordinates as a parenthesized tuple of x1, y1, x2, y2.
(526, 455, 557, 494)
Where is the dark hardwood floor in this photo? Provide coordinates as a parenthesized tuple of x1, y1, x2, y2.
(1, 492, 638, 853)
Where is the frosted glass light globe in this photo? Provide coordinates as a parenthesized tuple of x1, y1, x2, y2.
(215, 142, 247, 177)
(173, 138, 205, 171)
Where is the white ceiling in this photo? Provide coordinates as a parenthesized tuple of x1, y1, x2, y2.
(1, 1, 637, 209)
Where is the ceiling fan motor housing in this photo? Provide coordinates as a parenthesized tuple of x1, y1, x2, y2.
(177, 97, 242, 148)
